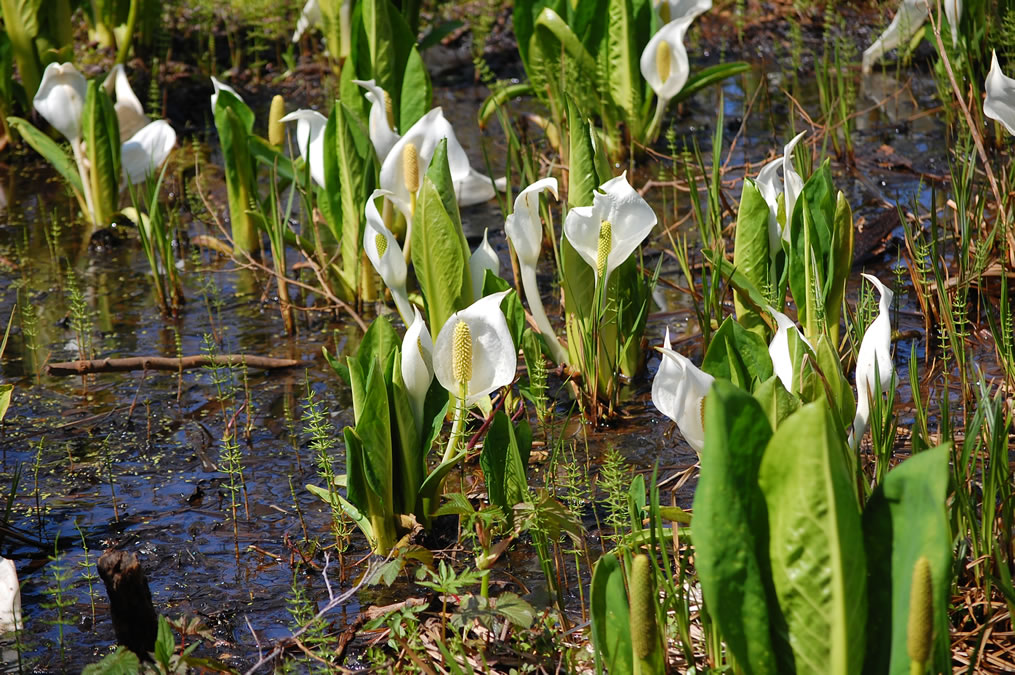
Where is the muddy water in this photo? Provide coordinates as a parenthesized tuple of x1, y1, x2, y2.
(0, 54, 963, 669)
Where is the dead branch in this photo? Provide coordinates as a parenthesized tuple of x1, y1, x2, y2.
(46, 354, 301, 376)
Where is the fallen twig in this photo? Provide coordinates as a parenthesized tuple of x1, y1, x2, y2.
(46, 354, 301, 376)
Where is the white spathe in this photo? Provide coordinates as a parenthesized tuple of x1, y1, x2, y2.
(640, 15, 694, 104)
(654, 0, 712, 23)
(279, 109, 328, 188)
(767, 306, 813, 392)
(652, 337, 714, 456)
(122, 119, 177, 185)
(850, 273, 895, 449)
(861, 0, 928, 74)
(433, 290, 517, 407)
(755, 131, 806, 255)
(210, 76, 243, 114)
(563, 172, 658, 287)
(469, 229, 500, 300)
(504, 177, 568, 365)
(0, 558, 21, 634)
(292, 0, 322, 41)
(363, 189, 413, 325)
(379, 107, 496, 228)
(984, 50, 1015, 136)
(401, 306, 434, 431)
(34, 62, 87, 143)
(103, 64, 149, 142)
(353, 79, 400, 162)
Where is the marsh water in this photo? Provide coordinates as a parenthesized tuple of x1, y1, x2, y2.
(0, 26, 989, 669)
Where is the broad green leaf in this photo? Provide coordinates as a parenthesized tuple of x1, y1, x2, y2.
(307, 481, 374, 543)
(759, 400, 867, 675)
(390, 351, 422, 515)
(399, 45, 431, 130)
(693, 380, 783, 674)
(0, 385, 10, 424)
(213, 92, 258, 254)
(705, 249, 772, 319)
(480, 411, 530, 524)
(733, 179, 773, 340)
(356, 356, 393, 509)
(478, 83, 535, 127)
(8, 116, 83, 199)
(0, 0, 42, 97)
(752, 375, 799, 432)
(862, 444, 951, 675)
(322, 102, 345, 245)
(565, 96, 598, 208)
(82, 80, 120, 227)
(702, 316, 773, 389)
(603, 0, 639, 131)
(590, 553, 633, 674)
(534, 8, 598, 80)
(492, 593, 536, 629)
(826, 191, 854, 345)
(335, 102, 369, 294)
(412, 141, 471, 335)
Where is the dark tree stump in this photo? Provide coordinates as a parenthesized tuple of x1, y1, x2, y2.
(97, 550, 158, 660)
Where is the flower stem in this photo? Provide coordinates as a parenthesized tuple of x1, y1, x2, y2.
(521, 264, 568, 366)
(441, 383, 468, 465)
(644, 95, 670, 146)
(72, 139, 97, 226)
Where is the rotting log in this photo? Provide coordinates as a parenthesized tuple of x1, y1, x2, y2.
(46, 354, 301, 376)
(97, 550, 158, 660)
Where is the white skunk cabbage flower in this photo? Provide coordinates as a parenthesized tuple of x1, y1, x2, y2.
(279, 109, 327, 188)
(103, 64, 149, 142)
(363, 189, 413, 324)
(767, 306, 813, 392)
(402, 306, 434, 430)
(210, 76, 243, 114)
(504, 177, 569, 365)
(34, 62, 87, 143)
(0, 558, 21, 633)
(380, 107, 496, 233)
(469, 228, 500, 300)
(861, 0, 931, 74)
(353, 79, 400, 162)
(654, 0, 711, 24)
(652, 334, 714, 456)
(433, 290, 517, 407)
(850, 273, 895, 449)
(984, 50, 1015, 136)
(563, 172, 657, 289)
(756, 131, 807, 254)
(292, 0, 322, 41)
(122, 120, 177, 185)
(640, 15, 693, 105)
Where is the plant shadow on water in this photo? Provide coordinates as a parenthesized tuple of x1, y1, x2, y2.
(0, 3, 1009, 670)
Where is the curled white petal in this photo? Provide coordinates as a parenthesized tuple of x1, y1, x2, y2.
(984, 51, 1015, 136)
(861, 0, 928, 74)
(654, 0, 712, 23)
(563, 172, 657, 286)
(121, 120, 177, 185)
(652, 344, 713, 455)
(402, 306, 434, 429)
(469, 229, 501, 300)
(33, 62, 87, 143)
(433, 290, 517, 407)
(639, 17, 693, 103)
(292, 0, 322, 41)
(210, 76, 243, 115)
(505, 176, 558, 269)
(353, 79, 400, 162)
(851, 273, 895, 448)
(279, 109, 327, 188)
(363, 189, 413, 323)
(0, 558, 21, 633)
(103, 64, 149, 143)
(767, 306, 813, 391)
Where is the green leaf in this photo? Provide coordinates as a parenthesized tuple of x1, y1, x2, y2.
(752, 375, 799, 432)
(702, 316, 773, 389)
(390, 351, 422, 515)
(602, 0, 640, 132)
(213, 92, 258, 254)
(0, 384, 11, 424)
(434, 491, 475, 516)
(733, 179, 773, 340)
(411, 140, 471, 335)
(81, 647, 140, 675)
(565, 97, 598, 209)
(826, 191, 854, 345)
(480, 411, 530, 523)
(7, 117, 83, 200)
(492, 592, 536, 629)
(322, 102, 345, 244)
(590, 553, 633, 674)
(758, 400, 867, 675)
(693, 380, 783, 674)
(478, 83, 534, 127)
(307, 481, 374, 543)
(154, 615, 174, 667)
(82, 80, 120, 227)
(0, 0, 42, 98)
(534, 8, 598, 81)
(862, 444, 951, 675)
(399, 45, 431, 130)
(356, 356, 394, 509)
